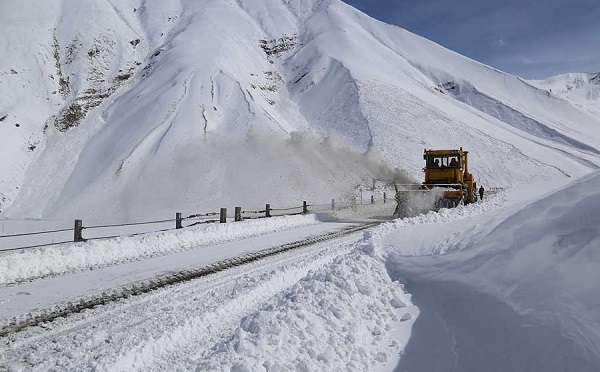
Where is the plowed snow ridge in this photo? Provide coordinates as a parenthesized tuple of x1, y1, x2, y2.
(0, 214, 318, 285)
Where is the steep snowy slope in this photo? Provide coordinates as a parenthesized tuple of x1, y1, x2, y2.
(1, 0, 598, 221)
(0, 0, 147, 214)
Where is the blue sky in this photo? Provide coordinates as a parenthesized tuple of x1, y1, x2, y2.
(343, 0, 600, 79)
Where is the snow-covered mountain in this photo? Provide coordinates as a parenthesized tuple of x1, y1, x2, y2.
(529, 72, 600, 112)
(1, 0, 599, 221)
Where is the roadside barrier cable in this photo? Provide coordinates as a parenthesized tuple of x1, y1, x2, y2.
(84, 228, 175, 242)
(240, 216, 266, 220)
(0, 240, 74, 253)
(183, 215, 219, 222)
(270, 206, 302, 211)
(186, 220, 219, 227)
(0, 228, 73, 239)
(0, 200, 385, 251)
(83, 219, 174, 230)
(275, 211, 305, 216)
(184, 212, 219, 220)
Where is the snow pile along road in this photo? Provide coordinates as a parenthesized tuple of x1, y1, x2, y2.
(0, 214, 318, 285)
(383, 170, 600, 371)
(198, 232, 416, 371)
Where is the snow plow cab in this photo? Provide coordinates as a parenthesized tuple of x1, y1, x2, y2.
(394, 148, 477, 217)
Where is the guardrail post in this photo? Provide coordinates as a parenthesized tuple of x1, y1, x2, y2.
(220, 208, 227, 223)
(266, 204, 271, 218)
(384, 192, 387, 204)
(331, 199, 335, 210)
(371, 195, 375, 204)
(176, 213, 183, 229)
(303, 201, 308, 214)
(235, 207, 242, 222)
(74, 219, 84, 242)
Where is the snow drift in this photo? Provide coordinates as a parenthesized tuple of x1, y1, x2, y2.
(384, 170, 600, 371)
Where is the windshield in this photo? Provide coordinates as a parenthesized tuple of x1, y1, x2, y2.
(427, 155, 460, 168)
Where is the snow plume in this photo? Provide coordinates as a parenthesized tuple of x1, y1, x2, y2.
(56, 131, 412, 222)
(394, 187, 446, 217)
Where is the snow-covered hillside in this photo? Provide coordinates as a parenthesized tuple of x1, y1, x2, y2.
(1, 0, 599, 221)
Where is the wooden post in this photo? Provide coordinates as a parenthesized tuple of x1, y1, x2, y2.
(371, 195, 375, 204)
(235, 207, 242, 222)
(220, 208, 227, 223)
(74, 219, 84, 242)
(266, 204, 271, 218)
(384, 192, 387, 204)
(176, 213, 182, 229)
(331, 199, 335, 210)
(303, 201, 308, 214)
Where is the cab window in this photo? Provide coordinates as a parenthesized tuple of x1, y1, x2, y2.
(448, 156, 459, 167)
(427, 155, 460, 168)
(427, 156, 441, 167)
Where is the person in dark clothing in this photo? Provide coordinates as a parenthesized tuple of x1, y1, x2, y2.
(479, 185, 485, 201)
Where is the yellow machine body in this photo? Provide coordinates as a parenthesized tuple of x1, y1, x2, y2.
(393, 148, 477, 217)
(422, 148, 476, 206)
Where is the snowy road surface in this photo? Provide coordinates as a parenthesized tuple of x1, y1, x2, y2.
(0, 221, 362, 321)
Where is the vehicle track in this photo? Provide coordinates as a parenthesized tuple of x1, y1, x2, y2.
(0, 221, 380, 338)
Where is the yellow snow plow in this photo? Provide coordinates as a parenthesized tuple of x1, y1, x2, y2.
(393, 148, 477, 217)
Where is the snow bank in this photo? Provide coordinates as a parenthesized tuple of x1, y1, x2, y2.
(0, 214, 318, 285)
(378, 190, 506, 235)
(197, 231, 416, 371)
(383, 171, 600, 371)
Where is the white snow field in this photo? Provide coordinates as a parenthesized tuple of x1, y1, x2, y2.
(2, 0, 600, 370)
